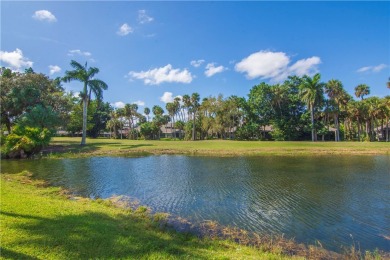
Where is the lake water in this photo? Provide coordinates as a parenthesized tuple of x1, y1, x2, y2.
(2, 155, 389, 252)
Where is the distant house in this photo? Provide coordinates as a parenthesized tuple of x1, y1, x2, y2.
(160, 122, 184, 138)
(374, 123, 390, 141)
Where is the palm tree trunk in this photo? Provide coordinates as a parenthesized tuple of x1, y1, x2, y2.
(310, 105, 315, 142)
(386, 116, 389, 142)
(172, 117, 175, 139)
(381, 119, 384, 141)
(81, 97, 87, 146)
(334, 114, 338, 141)
(357, 118, 361, 141)
(192, 111, 196, 141)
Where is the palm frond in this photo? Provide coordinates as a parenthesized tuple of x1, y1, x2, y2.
(88, 79, 108, 90)
(70, 60, 85, 71)
(63, 66, 87, 83)
(87, 67, 100, 79)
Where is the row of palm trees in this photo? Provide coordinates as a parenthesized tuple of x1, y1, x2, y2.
(298, 73, 389, 141)
(63, 60, 389, 144)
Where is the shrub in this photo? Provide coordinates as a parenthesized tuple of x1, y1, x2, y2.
(3, 125, 52, 158)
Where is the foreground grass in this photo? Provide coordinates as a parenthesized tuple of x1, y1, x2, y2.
(0, 173, 292, 260)
(47, 137, 390, 158)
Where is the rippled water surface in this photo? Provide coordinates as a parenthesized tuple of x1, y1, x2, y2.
(2, 155, 389, 252)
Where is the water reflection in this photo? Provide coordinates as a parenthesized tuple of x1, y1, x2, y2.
(2, 155, 389, 252)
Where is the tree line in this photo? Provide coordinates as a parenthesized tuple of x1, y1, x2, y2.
(1, 61, 389, 157)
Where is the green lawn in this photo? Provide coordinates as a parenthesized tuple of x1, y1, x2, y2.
(0, 173, 292, 260)
(47, 137, 390, 158)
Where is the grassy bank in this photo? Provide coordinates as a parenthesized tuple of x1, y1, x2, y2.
(1, 172, 289, 260)
(2, 173, 386, 259)
(46, 137, 390, 158)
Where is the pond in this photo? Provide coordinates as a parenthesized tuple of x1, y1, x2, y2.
(2, 155, 389, 253)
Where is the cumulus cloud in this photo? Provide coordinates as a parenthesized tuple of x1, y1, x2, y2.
(32, 10, 57, 22)
(112, 101, 125, 108)
(133, 100, 145, 106)
(68, 49, 92, 57)
(117, 23, 133, 36)
(357, 64, 387, 73)
(190, 59, 205, 67)
(235, 51, 289, 80)
(235, 50, 321, 82)
(49, 65, 61, 75)
(288, 57, 321, 76)
(138, 10, 154, 24)
(160, 92, 174, 103)
(205, 63, 227, 77)
(0, 48, 33, 71)
(159, 92, 183, 103)
(129, 64, 193, 85)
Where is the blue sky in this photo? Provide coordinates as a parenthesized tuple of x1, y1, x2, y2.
(1, 1, 389, 110)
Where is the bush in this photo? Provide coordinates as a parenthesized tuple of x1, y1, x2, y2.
(3, 125, 52, 158)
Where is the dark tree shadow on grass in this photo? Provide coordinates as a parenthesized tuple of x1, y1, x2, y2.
(0, 247, 39, 260)
(1, 210, 212, 259)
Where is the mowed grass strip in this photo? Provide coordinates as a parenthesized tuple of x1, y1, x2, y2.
(48, 137, 390, 157)
(0, 173, 291, 260)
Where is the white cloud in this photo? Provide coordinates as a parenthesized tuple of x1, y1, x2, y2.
(190, 59, 205, 67)
(113, 101, 125, 108)
(288, 57, 321, 76)
(68, 49, 92, 57)
(357, 64, 388, 73)
(49, 65, 61, 75)
(138, 10, 154, 24)
(117, 23, 133, 36)
(372, 64, 387, 72)
(235, 50, 321, 82)
(160, 92, 174, 103)
(0, 48, 33, 71)
(159, 92, 183, 103)
(357, 66, 371, 73)
(133, 100, 145, 106)
(204, 63, 227, 77)
(32, 10, 57, 22)
(235, 51, 289, 80)
(129, 64, 193, 85)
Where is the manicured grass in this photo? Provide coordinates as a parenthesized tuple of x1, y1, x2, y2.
(0, 172, 291, 260)
(47, 137, 390, 158)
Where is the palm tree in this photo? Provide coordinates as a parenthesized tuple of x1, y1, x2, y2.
(325, 79, 346, 141)
(364, 97, 381, 141)
(116, 108, 125, 139)
(384, 96, 390, 141)
(166, 102, 176, 139)
(63, 60, 108, 145)
(182, 94, 191, 121)
(152, 105, 164, 139)
(144, 107, 150, 122)
(190, 93, 200, 141)
(124, 103, 138, 139)
(354, 84, 370, 100)
(107, 110, 119, 138)
(173, 97, 182, 121)
(387, 77, 390, 89)
(299, 73, 324, 141)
